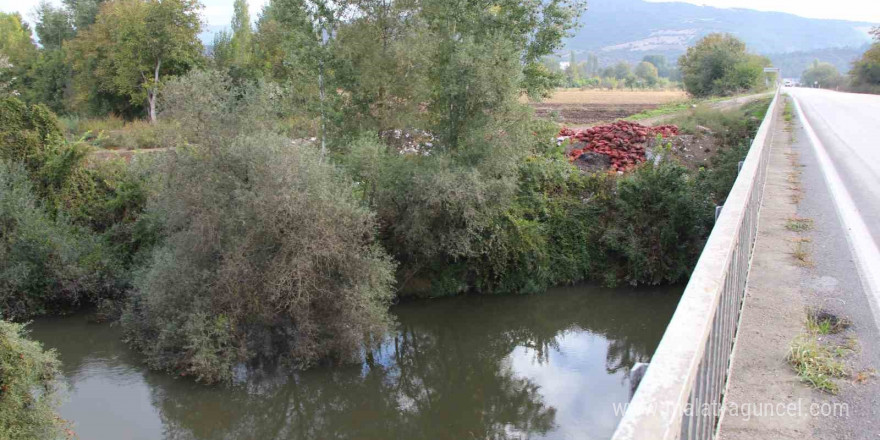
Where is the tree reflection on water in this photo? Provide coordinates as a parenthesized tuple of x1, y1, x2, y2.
(33, 284, 680, 440)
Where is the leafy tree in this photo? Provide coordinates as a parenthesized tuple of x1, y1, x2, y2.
(612, 61, 631, 80)
(331, 0, 427, 135)
(0, 13, 37, 97)
(34, 2, 75, 50)
(212, 0, 254, 80)
(28, 3, 80, 113)
(678, 33, 769, 97)
(635, 61, 659, 86)
(642, 54, 671, 77)
(567, 51, 580, 86)
(585, 52, 599, 76)
(67, 0, 203, 122)
(0, 56, 11, 96)
(63, 0, 106, 30)
(801, 60, 843, 89)
(850, 27, 880, 92)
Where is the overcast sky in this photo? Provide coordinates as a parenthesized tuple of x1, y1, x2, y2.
(3, 0, 879, 36)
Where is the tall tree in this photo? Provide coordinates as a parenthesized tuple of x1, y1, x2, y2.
(213, 0, 253, 77)
(34, 2, 75, 50)
(634, 61, 658, 86)
(0, 13, 37, 97)
(31, 3, 77, 113)
(642, 54, 669, 77)
(418, 0, 584, 148)
(62, 0, 106, 30)
(802, 60, 842, 89)
(68, 0, 203, 122)
(612, 61, 631, 80)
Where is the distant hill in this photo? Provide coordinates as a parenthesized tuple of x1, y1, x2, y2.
(566, 0, 876, 68)
(767, 46, 870, 80)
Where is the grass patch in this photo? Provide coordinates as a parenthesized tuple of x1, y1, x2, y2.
(788, 335, 850, 393)
(783, 98, 794, 125)
(627, 101, 695, 120)
(806, 309, 851, 335)
(786, 217, 814, 232)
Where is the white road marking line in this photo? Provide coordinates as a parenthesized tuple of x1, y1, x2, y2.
(790, 93, 880, 330)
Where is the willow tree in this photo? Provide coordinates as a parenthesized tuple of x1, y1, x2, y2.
(68, 0, 202, 122)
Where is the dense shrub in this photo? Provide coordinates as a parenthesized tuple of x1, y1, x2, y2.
(598, 158, 714, 286)
(0, 97, 145, 318)
(0, 97, 65, 177)
(0, 161, 113, 319)
(0, 320, 64, 440)
(122, 133, 396, 383)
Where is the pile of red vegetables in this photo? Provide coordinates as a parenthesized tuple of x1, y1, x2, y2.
(559, 121, 679, 172)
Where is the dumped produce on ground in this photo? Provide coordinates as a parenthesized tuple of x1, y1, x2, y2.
(559, 121, 679, 172)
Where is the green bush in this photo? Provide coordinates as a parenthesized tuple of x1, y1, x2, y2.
(0, 97, 65, 177)
(850, 41, 880, 92)
(0, 161, 112, 319)
(122, 133, 396, 383)
(0, 320, 65, 440)
(0, 97, 142, 318)
(597, 158, 714, 286)
(679, 34, 770, 97)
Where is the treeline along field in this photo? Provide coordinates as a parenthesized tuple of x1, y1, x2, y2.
(1, 0, 776, 433)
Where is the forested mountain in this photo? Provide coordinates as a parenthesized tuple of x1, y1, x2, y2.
(565, 0, 876, 70)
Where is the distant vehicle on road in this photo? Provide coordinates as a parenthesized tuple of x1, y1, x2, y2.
(783, 79, 793, 87)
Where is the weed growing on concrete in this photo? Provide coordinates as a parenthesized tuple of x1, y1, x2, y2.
(806, 309, 850, 335)
(788, 335, 849, 393)
(786, 217, 814, 232)
(792, 240, 814, 267)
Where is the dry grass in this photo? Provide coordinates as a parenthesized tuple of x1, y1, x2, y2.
(788, 335, 850, 394)
(535, 89, 687, 105)
(792, 239, 814, 267)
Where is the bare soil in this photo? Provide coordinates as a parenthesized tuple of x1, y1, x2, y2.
(533, 103, 661, 127)
(530, 89, 688, 127)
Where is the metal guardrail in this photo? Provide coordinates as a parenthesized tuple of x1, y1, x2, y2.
(611, 89, 780, 440)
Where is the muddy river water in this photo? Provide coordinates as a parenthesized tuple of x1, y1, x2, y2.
(31, 284, 681, 440)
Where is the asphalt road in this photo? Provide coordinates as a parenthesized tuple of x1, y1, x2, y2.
(787, 87, 880, 438)
(788, 87, 880, 325)
(787, 88, 880, 244)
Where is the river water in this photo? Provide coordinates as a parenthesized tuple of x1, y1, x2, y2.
(30, 284, 681, 440)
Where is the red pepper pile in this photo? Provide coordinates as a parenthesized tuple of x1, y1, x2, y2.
(559, 121, 679, 172)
